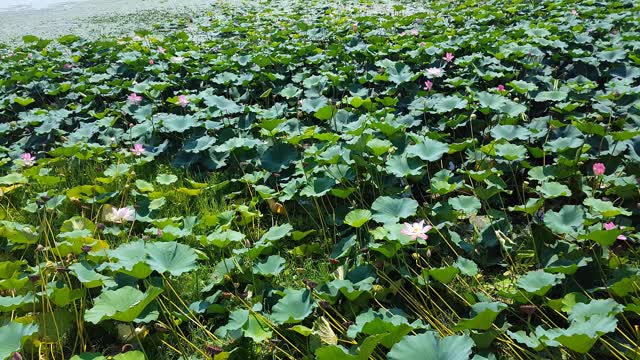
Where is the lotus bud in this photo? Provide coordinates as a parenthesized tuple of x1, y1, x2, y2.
(36, 244, 45, 252)
(514, 97, 520, 102)
(470, 113, 477, 120)
(205, 345, 223, 356)
(372, 284, 384, 293)
(411, 252, 420, 260)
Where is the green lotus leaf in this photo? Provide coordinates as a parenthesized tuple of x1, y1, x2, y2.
(456, 301, 507, 330)
(202, 229, 246, 248)
(406, 138, 449, 161)
(516, 271, 564, 296)
(0, 221, 38, 244)
(544, 205, 584, 236)
(84, 286, 163, 324)
(104, 164, 131, 178)
(0, 292, 36, 312)
(583, 198, 631, 217)
(388, 332, 474, 360)
(260, 143, 299, 172)
(260, 223, 293, 242)
(344, 209, 372, 228)
(385, 155, 424, 177)
(0, 322, 38, 360)
(429, 266, 459, 284)
(156, 173, 178, 185)
(69, 262, 115, 288)
(270, 288, 315, 324)
(455, 257, 479, 276)
(537, 182, 571, 198)
(203, 94, 243, 114)
(494, 143, 527, 161)
(534, 90, 568, 102)
(371, 196, 418, 224)
(145, 241, 198, 276)
(449, 195, 481, 216)
(253, 255, 285, 276)
(490, 125, 532, 141)
(0, 173, 28, 185)
(330, 234, 356, 259)
(300, 176, 336, 197)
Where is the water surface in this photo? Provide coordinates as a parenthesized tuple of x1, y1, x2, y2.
(0, 0, 216, 44)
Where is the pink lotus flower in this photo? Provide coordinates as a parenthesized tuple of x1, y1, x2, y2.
(411, 29, 419, 36)
(571, 9, 578, 16)
(127, 92, 143, 105)
(593, 162, 605, 176)
(497, 84, 505, 91)
(21, 152, 36, 166)
(131, 143, 145, 156)
(177, 95, 189, 108)
(425, 67, 444, 78)
(157, 46, 166, 54)
(105, 207, 135, 223)
(401, 31, 407, 36)
(443, 52, 455, 63)
(63, 63, 73, 70)
(400, 220, 432, 240)
(604, 222, 628, 240)
(419, 42, 426, 47)
(149, 59, 154, 65)
(424, 80, 433, 91)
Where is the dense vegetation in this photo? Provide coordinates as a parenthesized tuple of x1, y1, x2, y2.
(1, 0, 639, 359)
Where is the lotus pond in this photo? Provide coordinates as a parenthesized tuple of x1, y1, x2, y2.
(1, 0, 639, 359)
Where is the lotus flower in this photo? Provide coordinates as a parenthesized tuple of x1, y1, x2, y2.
(497, 84, 505, 91)
(424, 80, 433, 91)
(157, 46, 166, 54)
(149, 59, 154, 65)
(443, 52, 455, 62)
(593, 162, 605, 176)
(604, 222, 628, 240)
(400, 220, 432, 240)
(21, 152, 36, 166)
(105, 206, 135, 223)
(425, 67, 444, 78)
(131, 143, 145, 156)
(352, 23, 358, 32)
(178, 95, 190, 108)
(411, 29, 419, 36)
(127, 92, 142, 105)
